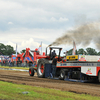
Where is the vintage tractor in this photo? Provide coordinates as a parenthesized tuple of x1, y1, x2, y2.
(29, 47, 62, 78)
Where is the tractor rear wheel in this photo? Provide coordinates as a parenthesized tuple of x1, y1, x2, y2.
(98, 71, 100, 83)
(37, 58, 49, 78)
(29, 68, 34, 76)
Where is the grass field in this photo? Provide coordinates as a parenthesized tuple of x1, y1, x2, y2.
(0, 66, 100, 100)
(0, 81, 100, 100)
(0, 66, 29, 70)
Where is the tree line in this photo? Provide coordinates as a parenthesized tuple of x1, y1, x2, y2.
(0, 43, 100, 56)
(0, 43, 15, 56)
(67, 48, 100, 55)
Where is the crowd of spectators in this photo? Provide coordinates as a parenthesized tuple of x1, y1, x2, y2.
(0, 58, 13, 67)
(0, 58, 32, 67)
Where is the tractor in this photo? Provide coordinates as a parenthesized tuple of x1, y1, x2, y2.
(29, 47, 62, 78)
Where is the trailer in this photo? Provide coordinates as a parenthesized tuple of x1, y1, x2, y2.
(29, 47, 100, 83)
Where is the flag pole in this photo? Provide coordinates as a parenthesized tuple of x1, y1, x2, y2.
(73, 41, 74, 55)
(16, 43, 17, 57)
(72, 41, 74, 55)
(41, 41, 42, 55)
(16, 43, 17, 66)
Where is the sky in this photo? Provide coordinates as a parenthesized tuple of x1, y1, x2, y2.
(0, 0, 100, 55)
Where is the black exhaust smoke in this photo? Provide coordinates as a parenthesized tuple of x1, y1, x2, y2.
(49, 22, 100, 50)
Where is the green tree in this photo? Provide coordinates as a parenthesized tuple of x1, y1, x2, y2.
(0, 43, 15, 55)
(76, 49, 78, 55)
(0, 43, 6, 55)
(77, 48, 86, 55)
(86, 48, 97, 55)
(97, 52, 100, 55)
(20, 49, 26, 53)
(67, 49, 73, 55)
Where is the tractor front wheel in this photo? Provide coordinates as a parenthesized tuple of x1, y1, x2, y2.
(29, 68, 34, 76)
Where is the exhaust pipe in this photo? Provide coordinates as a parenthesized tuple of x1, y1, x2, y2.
(46, 44, 52, 56)
(46, 47, 47, 56)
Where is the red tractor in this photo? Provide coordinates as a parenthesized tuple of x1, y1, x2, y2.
(16, 53, 24, 67)
(29, 47, 62, 78)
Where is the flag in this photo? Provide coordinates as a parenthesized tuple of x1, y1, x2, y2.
(16, 44, 17, 57)
(72, 41, 76, 55)
(38, 42, 42, 51)
(38, 42, 42, 54)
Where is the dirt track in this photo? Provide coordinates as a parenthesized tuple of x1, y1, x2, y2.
(0, 70, 100, 96)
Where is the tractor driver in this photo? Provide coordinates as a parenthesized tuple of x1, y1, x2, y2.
(52, 55, 57, 78)
(51, 50, 56, 60)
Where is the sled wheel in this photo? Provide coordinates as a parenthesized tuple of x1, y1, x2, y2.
(59, 69, 65, 80)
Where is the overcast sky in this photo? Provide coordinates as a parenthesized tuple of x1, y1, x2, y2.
(0, 0, 100, 54)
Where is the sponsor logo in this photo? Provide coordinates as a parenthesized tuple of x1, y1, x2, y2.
(86, 68, 92, 74)
(98, 58, 100, 62)
(79, 56, 86, 61)
(60, 63, 67, 66)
